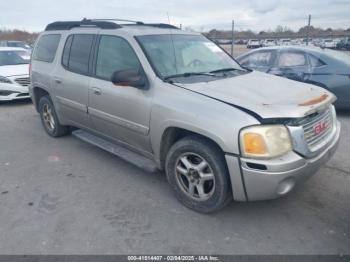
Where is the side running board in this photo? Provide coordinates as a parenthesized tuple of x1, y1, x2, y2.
(72, 129, 158, 173)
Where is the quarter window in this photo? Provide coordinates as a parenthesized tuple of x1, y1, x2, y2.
(95, 35, 141, 80)
(33, 34, 61, 63)
(278, 52, 306, 67)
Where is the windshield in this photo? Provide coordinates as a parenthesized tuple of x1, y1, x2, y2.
(137, 34, 242, 79)
(0, 51, 28, 66)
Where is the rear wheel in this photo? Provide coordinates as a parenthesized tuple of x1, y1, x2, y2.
(165, 136, 232, 213)
(39, 95, 69, 137)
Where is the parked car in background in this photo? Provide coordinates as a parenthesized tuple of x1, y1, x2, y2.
(0, 40, 32, 51)
(279, 39, 291, 46)
(236, 46, 350, 109)
(30, 19, 340, 213)
(12, 48, 31, 62)
(336, 37, 350, 50)
(321, 39, 336, 49)
(262, 39, 276, 47)
(247, 39, 261, 48)
(0, 47, 30, 101)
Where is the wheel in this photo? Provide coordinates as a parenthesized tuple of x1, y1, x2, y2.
(38, 95, 69, 137)
(165, 136, 232, 213)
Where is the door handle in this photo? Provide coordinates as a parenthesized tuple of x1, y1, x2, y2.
(54, 77, 62, 84)
(92, 87, 102, 95)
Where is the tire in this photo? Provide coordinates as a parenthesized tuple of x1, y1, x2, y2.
(165, 135, 232, 213)
(38, 95, 69, 137)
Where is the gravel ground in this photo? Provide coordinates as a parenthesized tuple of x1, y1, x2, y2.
(0, 100, 349, 255)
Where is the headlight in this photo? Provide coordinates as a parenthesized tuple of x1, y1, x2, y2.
(240, 125, 292, 158)
(0, 76, 12, 84)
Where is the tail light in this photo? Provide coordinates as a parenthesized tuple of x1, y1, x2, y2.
(29, 63, 32, 76)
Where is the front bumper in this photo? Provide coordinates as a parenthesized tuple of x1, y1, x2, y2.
(0, 79, 30, 101)
(226, 121, 340, 201)
(0, 93, 31, 101)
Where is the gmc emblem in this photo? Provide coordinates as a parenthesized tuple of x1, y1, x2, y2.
(314, 121, 328, 135)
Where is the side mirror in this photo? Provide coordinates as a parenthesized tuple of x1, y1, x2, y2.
(111, 69, 148, 89)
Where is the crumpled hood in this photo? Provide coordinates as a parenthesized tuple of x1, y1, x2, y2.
(0, 64, 29, 77)
(175, 71, 336, 119)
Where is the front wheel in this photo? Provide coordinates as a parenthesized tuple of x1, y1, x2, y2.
(39, 95, 69, 137)
(165, 136, 232, 213)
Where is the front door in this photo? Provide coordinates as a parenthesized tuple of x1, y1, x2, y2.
(88, 35, 153, 153)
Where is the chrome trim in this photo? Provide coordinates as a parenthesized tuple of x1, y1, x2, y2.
(287, 105, 338, 158)
(14, 77, 30, 87)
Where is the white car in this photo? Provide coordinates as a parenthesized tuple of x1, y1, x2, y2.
(321, 39, 336, 49)
(262, 39, 276, 47)
(279, 39, 291, 46)
(247, 39, 261, 48)
(0, 47, 30, 101)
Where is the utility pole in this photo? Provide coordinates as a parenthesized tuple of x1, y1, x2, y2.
(231, 20, 234, 57)
(306, 15, 311, 46)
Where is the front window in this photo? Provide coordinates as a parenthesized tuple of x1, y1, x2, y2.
(0, 51, 28, 66)
(96, 35, 141, 80)
(137, 34, 243, 79)
(239, 51, 273, 67)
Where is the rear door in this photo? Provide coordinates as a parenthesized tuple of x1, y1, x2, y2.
(274, 50, 311, 82)
(88, 34, 153, 153)
(52, 31, 98, 128)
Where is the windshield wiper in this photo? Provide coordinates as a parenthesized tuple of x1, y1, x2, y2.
(209, 68, 244, 74)
(164, 72, 216, 81)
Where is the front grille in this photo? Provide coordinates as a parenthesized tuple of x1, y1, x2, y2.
(16, 93, 29, 97)
(14, 77, 30, 87)
(298, 107, 333, 149)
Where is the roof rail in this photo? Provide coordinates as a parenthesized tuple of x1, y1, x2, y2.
(45, 18, 179, 31)
(88, 18, 144, 24)
(45, 19, 121, 31)
(142, 23, 178, 29)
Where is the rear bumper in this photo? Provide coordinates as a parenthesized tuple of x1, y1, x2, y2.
(226, 121, 340, 201)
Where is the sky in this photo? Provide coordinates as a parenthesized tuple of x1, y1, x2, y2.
(1, 0, 350, 32)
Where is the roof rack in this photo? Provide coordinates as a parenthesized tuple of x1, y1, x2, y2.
(45, 18, 179, 31)
(45, 19, 121, 31)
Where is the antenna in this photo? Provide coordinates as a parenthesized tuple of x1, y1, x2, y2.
(166, 12, 178, 74)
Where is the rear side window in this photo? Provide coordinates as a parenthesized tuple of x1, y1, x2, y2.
(309, 55, 326, 67)
(62, 35, 73, 67)
(278, 52, 306, 67)
(33, 34, 61, 63)
(62, 34, 94, 75)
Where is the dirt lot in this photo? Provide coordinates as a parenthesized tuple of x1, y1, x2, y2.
(0, 100, 349, 254)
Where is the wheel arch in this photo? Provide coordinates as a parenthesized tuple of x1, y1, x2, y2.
(32, 86, 50, 112)
(158, 126, 227, 171)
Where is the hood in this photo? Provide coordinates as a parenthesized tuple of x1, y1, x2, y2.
(175, 71, 336, 120)
(0, 64, 29, 77)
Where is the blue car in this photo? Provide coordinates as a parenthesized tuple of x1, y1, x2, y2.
(236, 46, 350, 109)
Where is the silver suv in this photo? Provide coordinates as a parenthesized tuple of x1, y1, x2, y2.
(29, 19, 340, 212)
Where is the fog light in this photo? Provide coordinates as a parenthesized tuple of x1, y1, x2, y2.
(277, 177, 296, 195)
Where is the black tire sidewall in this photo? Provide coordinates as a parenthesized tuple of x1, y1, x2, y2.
(166, 136, 231, 213)
(38, 96, 60, 137)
